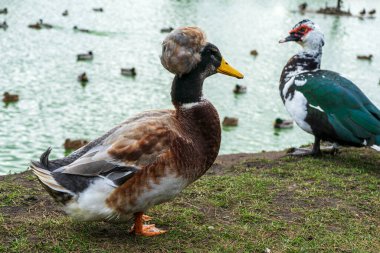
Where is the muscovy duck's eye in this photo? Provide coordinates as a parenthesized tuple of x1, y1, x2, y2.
(299, 27, 306, 33)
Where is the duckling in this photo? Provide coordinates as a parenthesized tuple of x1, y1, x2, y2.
(233, 84, 247, 94)
(369, 9, 376, 16)
(222, 117, 239, 127)
(273, 118, 294, 129)
(298, 3, 307, 12)
(93, 8, 104, 12)
(250, 49, 258, 56)
(62, 10, 69, 16)
(64, 139, 89, 151)
(357, 54, 373, 60)
(160, 27, 174, 33)
(30, 26, 244, 236)
(359, 8, 366, 16)
(73, 26, 90, 33)
(121, 67, 136, 77)
(77, 51, 93, 61)
(0, 21, 8, 29)
(3, 92, 19, 103)
(78, 72, 89, 83)
(0, 8, 7, 15)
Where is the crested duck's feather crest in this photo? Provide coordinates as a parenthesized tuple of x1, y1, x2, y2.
(160, 27, 207, 76)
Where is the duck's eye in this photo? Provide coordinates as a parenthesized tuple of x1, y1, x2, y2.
(299, 28, 306, 33)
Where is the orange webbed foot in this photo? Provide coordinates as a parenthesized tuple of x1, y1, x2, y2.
(134, 224, 167, 237)
(131, 212, 167, 237)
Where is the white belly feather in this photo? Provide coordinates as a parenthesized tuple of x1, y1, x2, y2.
(63, 173, 188, 222)
(283, 76, 313, 134)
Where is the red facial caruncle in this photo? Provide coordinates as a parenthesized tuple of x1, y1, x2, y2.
(289, 24, 312, 41)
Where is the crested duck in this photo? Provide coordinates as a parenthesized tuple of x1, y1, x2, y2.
(359, 8, 366, 16)
(160, 27, 174, 33)
(93, 8, 104, 12)
(279, 19, 380, 156)
(77, 51, 93, 61)
(273, 118, 293, 129)
(233, 84, 247, 94)
(30, 26, 244, 236)
(0, 21, 7, 29)
(121, 68, 136, 77)
(78, 72, 89, 83)
(357, 54, 373, 60)
(3, 92, 19, 103)
(73, 26, 91, 33)
(0, 8, 7, 15)
(222, 117, 239, 127)
(62, 10, 69, 16)
(64, 139, 89, 151)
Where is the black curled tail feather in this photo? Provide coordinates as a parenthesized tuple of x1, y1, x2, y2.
(40, 147, 52, 170)
(30, 147, 52, 171)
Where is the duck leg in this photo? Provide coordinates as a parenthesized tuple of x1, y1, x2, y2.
(130, 212, 166, 237)
(288, 137, 322, 156)
(142, 214, 152, 222)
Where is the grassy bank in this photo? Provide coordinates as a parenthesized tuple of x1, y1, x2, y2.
(0, 148, 379, 252)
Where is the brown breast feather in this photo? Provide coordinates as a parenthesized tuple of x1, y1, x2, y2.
(106, 102, 221, 213)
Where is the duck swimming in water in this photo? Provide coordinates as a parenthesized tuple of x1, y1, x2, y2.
(77, 51, 93, 61)
(0, 21, 7, 29)
(30, 27, 244, 236)
(3, 92, 19, 103)
(273, 118, 293, 129)
(121, 67, 136, 77)
(0, 8, 7, 15)
(73, 26, 91, 33)
(279, 19, 380, 156)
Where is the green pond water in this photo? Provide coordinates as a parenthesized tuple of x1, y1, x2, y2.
(1, 0, 379, 174)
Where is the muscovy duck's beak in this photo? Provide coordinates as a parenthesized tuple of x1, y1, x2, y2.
(279, 33, 301, 43)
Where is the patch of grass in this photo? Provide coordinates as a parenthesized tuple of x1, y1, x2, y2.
(0, 148, 379, 252)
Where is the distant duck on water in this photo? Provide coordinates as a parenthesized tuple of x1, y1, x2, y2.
(223, 117, 239, 127)
(39, 19, 53, 29)
(298, 3, 307, 12)
(357, 54, 373, 60)
(64, 139, 88, 151)
(0, 21, 8, 29)
(359, 9, 366, 16)
(30, 27, 244, 236)
(279, 19, 380, 156)
(78, 72, 89, 83)
(250, 49, 258, 56)
(160, 27, 174, 33)
(62, 10, 68, 16)
(3, 92, 19, 103)
(28, 19, 52, 30)
(73, 26, 90, 33)
(369, 9, 376, 16)
(28, 22, 41, 30)
(93, 7, 103, 12)
(273, 118, 293, 129)
(0, 8, 7, 15)
(233, 84, 247, 94)
(121, 67, 136, 77)
(77, 51, 93, 61)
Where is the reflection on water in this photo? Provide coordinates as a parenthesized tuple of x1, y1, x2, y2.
(0, 0, 379, 174)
